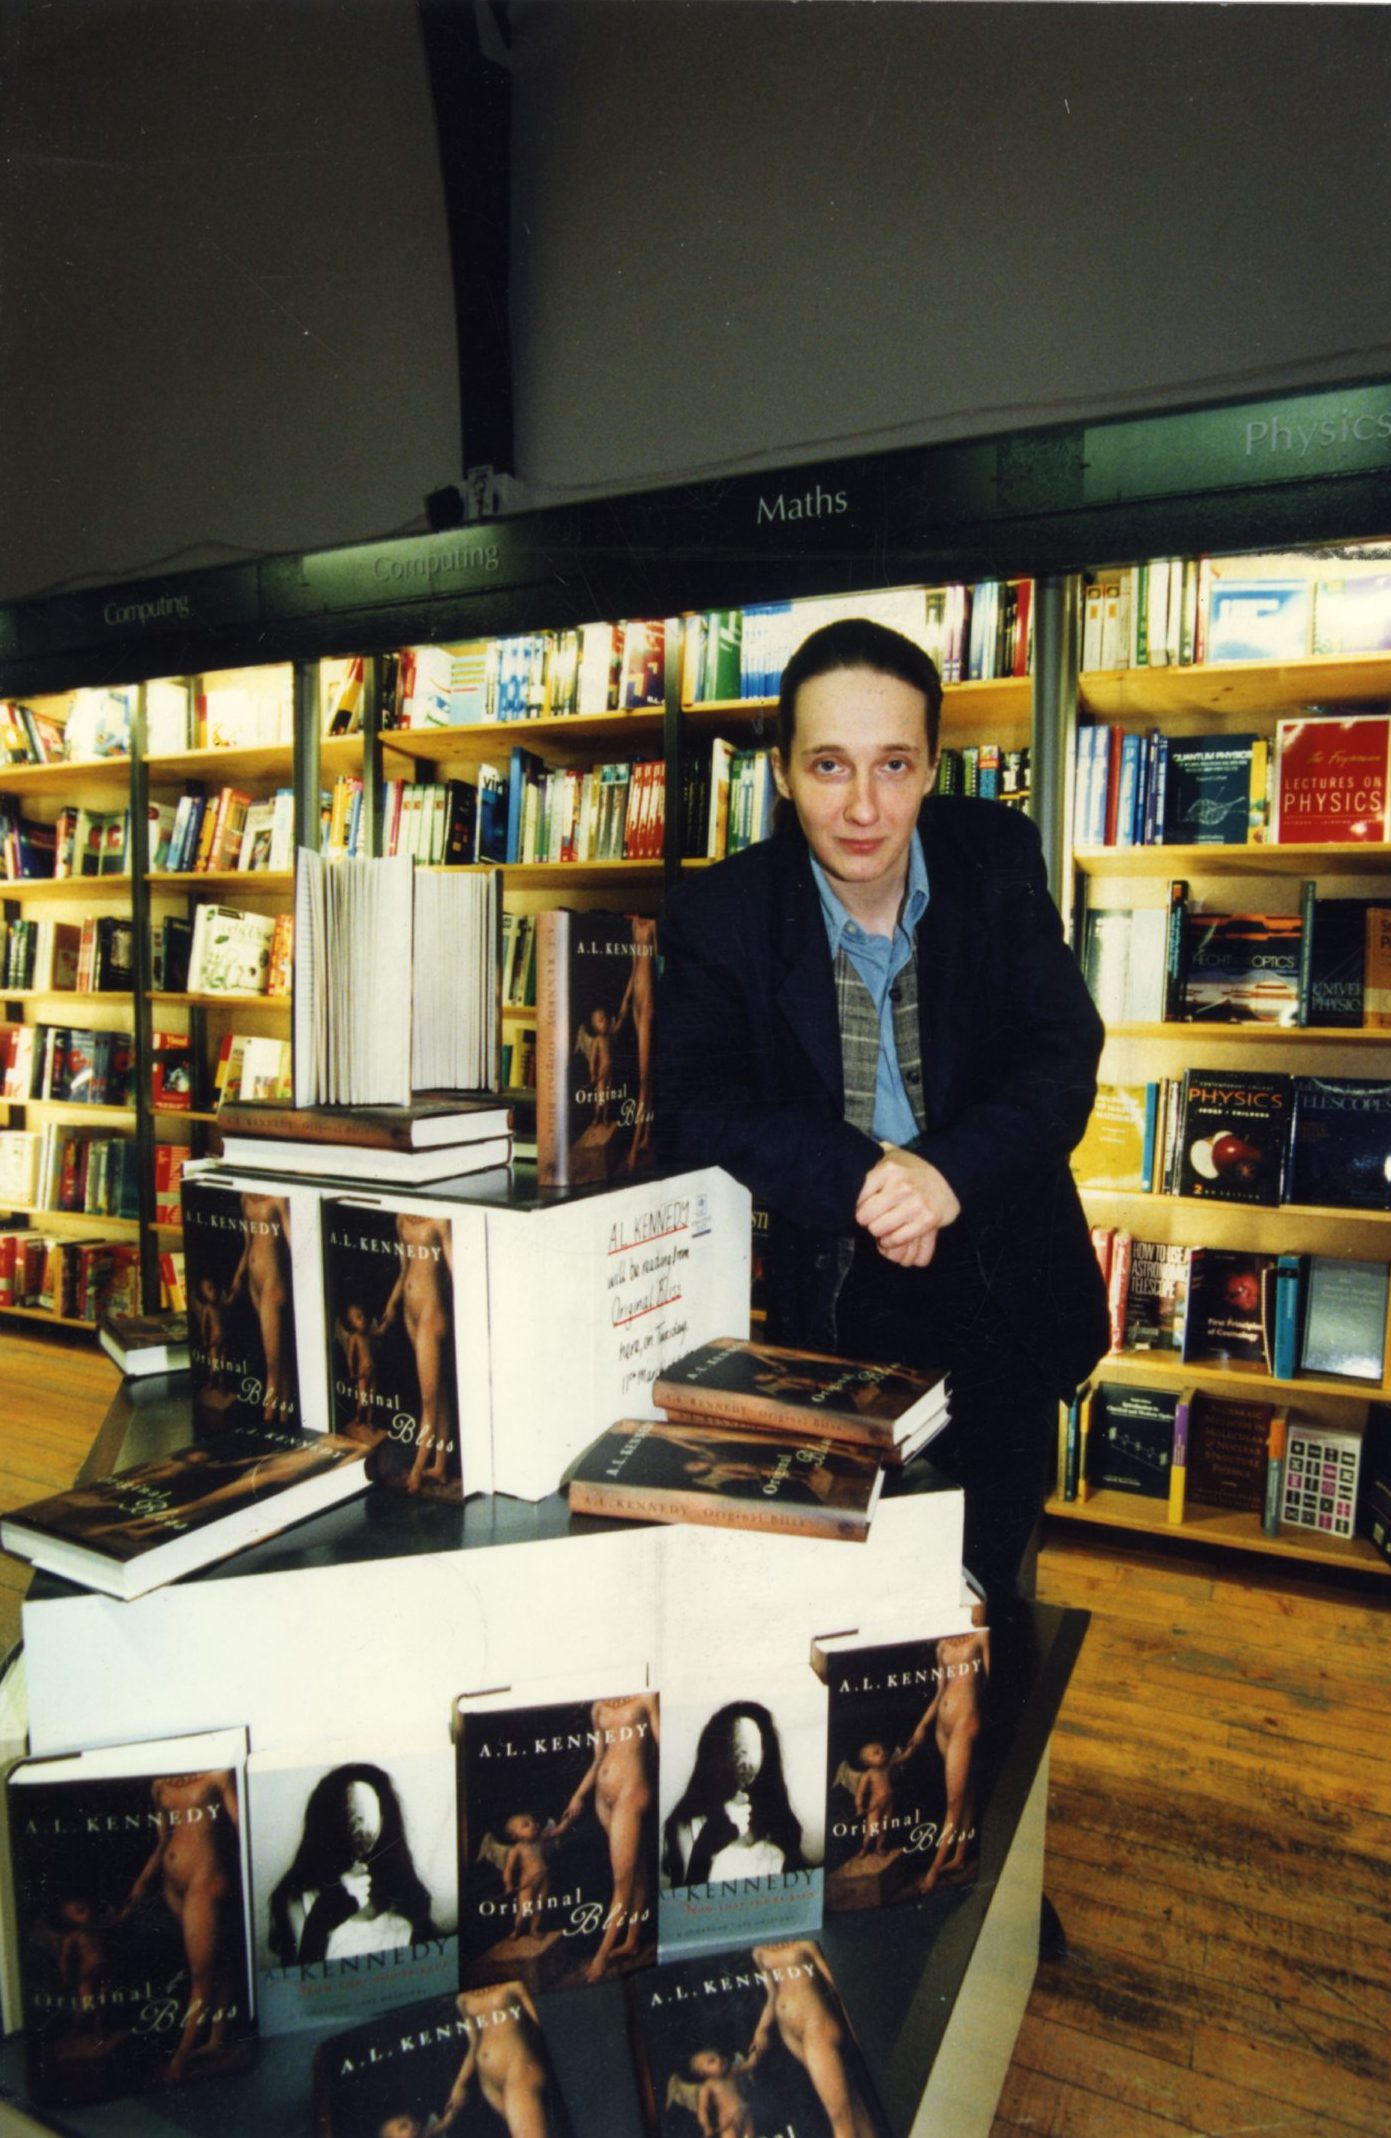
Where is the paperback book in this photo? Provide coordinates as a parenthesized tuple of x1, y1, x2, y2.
(182, 1170, 304, 1431)
(7, 1726, 255, 2107)
(1186, 1392, 1276, 1513)
(1119, 1238, 1190, 1351)
(535, 908, 657, 1188)
(1297, 891, 1372, 1026)
(626, 1940, 890, 2138)
(1283, 1421, 1364, 1539)
(97, 1308, 190, 1378)
(1287, 1076, 1391, 1210)
(1274, 714, 1391, 844)
(818, 1623, 990, 1912)
(1181, 1247, 1275, 1371)
(456, 1679, 659, 1991)
(651, 1337, 949, 1462)
(312, 1983, 576, 2138)
(1071, 1083, 1156, 1193)
(1161, 734, 1258, 845)
(658, 1672, 824, 1958)
(248, 1733, 458, 2033)
(566, 1418, 886, 1543)
(0, 1422, 370, 1601)
(1088, 1383, 1177, 1499)
(1298, 1256, 1389, 1383)
(1182, 912, 1301, 1024)
(1176, 1067, 1292, 1205)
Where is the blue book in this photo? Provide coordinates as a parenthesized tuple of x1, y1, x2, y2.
(504, 745, 545, 864)
(1271, 1254, 1305, 1381)
(1115, 732, 1142, 846)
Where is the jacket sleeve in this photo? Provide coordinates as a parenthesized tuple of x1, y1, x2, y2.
(910, 808, 1103, 1230)
(655, 875, 881, 1233)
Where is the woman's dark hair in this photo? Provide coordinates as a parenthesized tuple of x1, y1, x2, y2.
(268, 1762, 438, 1964)
(775, 617, 944, 764)
(661, 1701, 805, 1886)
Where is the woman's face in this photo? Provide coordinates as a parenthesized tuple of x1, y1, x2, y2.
(730, 1716, 763, 1791)
(344, 1779, 383, 1857)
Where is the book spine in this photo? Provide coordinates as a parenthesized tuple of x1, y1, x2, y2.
(534, 911, 571, 1189)
(1296, 877, 1317, 1027)
(1168, 1390, 1191, 1524)
(652, 1390, 887, 1451)
(1163, 878, 1189, 1020)
(1272, 1254, 1304, 1380)
(566, 1479, 871, 1543)
(1263, 1409, 1288, 1535)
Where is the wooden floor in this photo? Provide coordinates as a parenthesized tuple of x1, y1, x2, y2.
(0, 1326, 1387, 2135)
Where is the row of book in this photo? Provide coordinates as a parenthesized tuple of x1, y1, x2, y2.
(507, 748, 667, 863)
(0, 1023, 135, 1106)
(1079, 881, 1391, 1031)
(682, 578, 1034, 701)
(0, 801, 126, 882)
(0, 1126, 140, 1220)
(1073, 711, 1391, 849)
(396, 620, 666, 728)
(500, 909, 539, 1008)
(0, 1228, 138, 1321)
(2, 914, 132, 995)
(154, 784, 296, 874)
(1079, 548, 1391, 672)
(1094, 1228, 1389, 1388)
(382, 774, 498, 865)
(0, 688, 133, 765)
(1062, 1377, 1370, 1543)
(182, 904, 293, 998)
(1072, 1070, 1391, 1212)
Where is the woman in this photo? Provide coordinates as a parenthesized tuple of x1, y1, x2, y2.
(268, 1762, 438, 1965)
(661, 1702, 805, 1888)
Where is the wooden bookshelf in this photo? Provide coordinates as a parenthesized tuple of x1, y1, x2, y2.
(1080, 650, 1391, 722)
(0, 874, 133, 901)
(0, 755, 131, 803)
(148, 869, 295, 893)
(1076, 839, 1391, 880)
(381, 709, 665, 762)
(1044, 1484, 1391, 1574)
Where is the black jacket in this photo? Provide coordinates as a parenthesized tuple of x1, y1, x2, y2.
(655, 796, 1109, 1399)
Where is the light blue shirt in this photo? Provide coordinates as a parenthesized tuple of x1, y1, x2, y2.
(811, 829, 929, 1146)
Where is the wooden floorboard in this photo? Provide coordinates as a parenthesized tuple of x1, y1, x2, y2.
(0, 1324, 1386, 2133)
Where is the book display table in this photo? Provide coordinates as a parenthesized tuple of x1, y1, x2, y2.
(1, 1381, 1086, 2138)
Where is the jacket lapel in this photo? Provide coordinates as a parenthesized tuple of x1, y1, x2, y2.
(915, 800, 971, 1129)
(769, 825, 843, 1106)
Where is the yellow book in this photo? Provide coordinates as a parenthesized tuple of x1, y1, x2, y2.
(1167, 1385, 1195, 1525)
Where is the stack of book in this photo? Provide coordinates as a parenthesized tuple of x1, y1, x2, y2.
(566, 1337, 950, 1544)
(215, 1094, 514, 1185)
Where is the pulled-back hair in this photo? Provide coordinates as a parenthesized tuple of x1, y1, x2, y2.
(775, 617, 943, 764)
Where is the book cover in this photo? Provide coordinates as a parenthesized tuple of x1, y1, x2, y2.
(567, 1419, 885, 1544)
(1182, 912, 1301, 1024)
(1205, 576, 1312, 662)
(0, 1421, 369, 1600)
(1364, 906, 1391, 1025)
(1176, 1068, 1292, 1205)
(626, 1940, 890, 2138)
(820, 1625, 990, 1911)
(321, 1199, 466, 1501)
(215, 1095, 510, 1152)
(1181, 1247, 1275, 1370)
(1298, 891, 1371, 1027)
(96, 1308, 190, 1377)
(1287, 1076, 1391, 1210)
(658, 1673, 824, 1959)
(457, 1684, 659, 1991)
(1070, 1083, 1156, 1193)
(652, 1337, 947, 1456)
(249, 1735, 458, 2033)
(1090, 1383, 1177, 1498)
(8, 1726, 254, 2106)
(1186, 1391, 1274, 1513)
(1281, 1421, 1364, 1538)
(1161, 735, 1257, 846)
(535, 909, 657, 1189)
(1120, 1239, 1190, 1352)
(312, 1982, 576, 2138)
(1274, 715, 1391, 844)
(1298, 1256, 1389, 1383)
(181, 1171, 304, 1431)
(187, 905, 276, 994)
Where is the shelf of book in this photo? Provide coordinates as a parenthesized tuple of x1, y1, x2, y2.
(1044, 1485, 1391, 1575)
(382, 709, 666, 763)
(10, 1101, 136, 1127)
(1106, 1021, 1391, 1047)
(680, 673, 1033, 736)
(0, 1298, 111, 1332)
(149, 991, 291, 1010)
(1082, 1186, 1391, 1252)
(1079, 651, 1391, 723)
(502, 858, 665, 889)
(0, 757, 131, 804)
(0, 875, 133, 903)
(147, 869, 295, 893)
(1094, 1348, 1391, 1403)
(1076, 841, 1391, 880)
(0, 1206, 139, 1233)
(0, 990, 134, 1008)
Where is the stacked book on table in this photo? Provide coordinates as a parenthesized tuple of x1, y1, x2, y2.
(215, 1093, 514, 1185)
(565, 1336, 950, 1543)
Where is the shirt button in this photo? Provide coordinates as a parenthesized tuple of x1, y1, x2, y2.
(907, 1069, 921, 1083)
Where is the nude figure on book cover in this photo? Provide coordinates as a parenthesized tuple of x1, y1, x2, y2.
(429, 1983, 558, 2137)
(750, 1940, 879, 2138)
(227, 1191, 293, 1423)
(376, 1212, 456, 1493)
(119, 1768, 244, 2085)
(553, 1689, 658, 1982)
(664, 2047, 758, 2138)
(903, 1630, 988, 1893)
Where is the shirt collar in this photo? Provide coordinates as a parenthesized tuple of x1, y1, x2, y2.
(811, 827, 929, 953)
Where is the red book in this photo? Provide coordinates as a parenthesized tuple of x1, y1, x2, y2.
(1274, 715, 1391, 844)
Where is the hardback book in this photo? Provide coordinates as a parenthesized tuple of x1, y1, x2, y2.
(1181, 1247, 1275, 1371)
(216, 1131, 512, 1187)
(566, 1418, 886, 1544)
(248, 1731, 458, 2033)
(1298, 1256, 1389, 1383)
(186, 903, 277, 994)
(1357, 1404, 1391, 1561)
(7, 1725, 255, 2106)
(1287, 1075, 1391, 1210)
(96, 1307, 190, 1377)
(1120, 1238, 1190, 1352)
(1274, 715, 1391, 844)
(1205, 574, 1312, 662)
(1070, 1082, 1157, 1193)
(817, 1622, 990, 1912)
(658, 1671, 824, 1959)
(181, 1169, 306, 1432)
(1175, 1067, 1292, 1205)
(651, 1337, 949, 1460)
(312, 1983, 576, 2138)
(216, 1095, 512, 1150)
(1365, 905, 1391, 1025)
(456, 1676, 659, 1991)
(1182, 912, 1301, 1024)
(625, 1940, 890, 2138)
(1161, 734, 1257, 845)
(535, 908, 657, 1188)
(322, 1190, 493, 1500)
(1297, 889, 1372, 1027)
(0, 1421, 369, 1600)
(1089, 1383, 1177, 1499)
(1185, 1391, 1275, 1513)
(1280, 1419, 1363, 1539)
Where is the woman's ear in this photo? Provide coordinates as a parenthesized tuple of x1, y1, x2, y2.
(770, 750, 792, 801)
